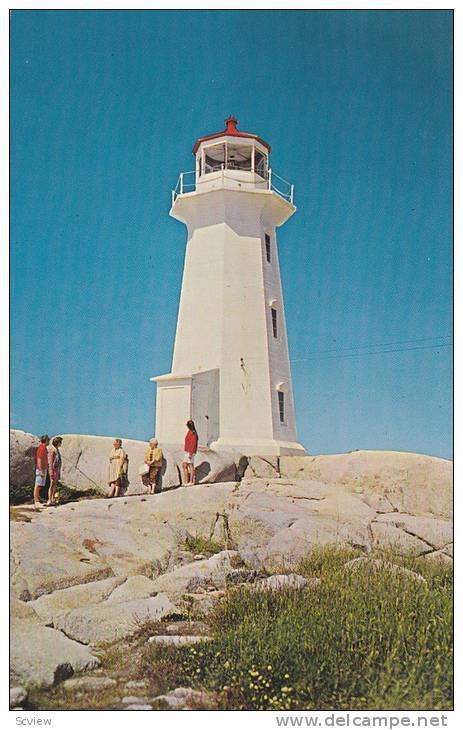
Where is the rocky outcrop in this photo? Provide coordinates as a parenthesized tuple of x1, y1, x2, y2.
(11, 623, 100, 688)
(153, 687, 219, 710)
(252, 573, 313, 592)
(52, 593, 179, 645)
(342, 557, 427, 583)
(149, 550, 241, 598)
(277, 451, 452, 519)
(10, 430, 40, 492)
(30, 576, 126, 624)
(9, 430, 246, 497)
(9, 447, 452, 693)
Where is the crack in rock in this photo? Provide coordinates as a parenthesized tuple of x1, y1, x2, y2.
(289, 495, 326, 502)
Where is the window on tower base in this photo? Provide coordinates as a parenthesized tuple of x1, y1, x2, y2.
(265, 234, 271, 262)
(278, 391, 285, 423)
(271, 307, 278, 338)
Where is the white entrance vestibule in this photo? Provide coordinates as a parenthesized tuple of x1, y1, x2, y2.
(151, 117, 305, 455)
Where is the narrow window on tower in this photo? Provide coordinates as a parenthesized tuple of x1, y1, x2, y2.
(265, 233, 271, 263)
(271, 307, 278, 338)
(278, 391, 285, 423)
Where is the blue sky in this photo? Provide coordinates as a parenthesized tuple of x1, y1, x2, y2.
(10, 10, 453, 458)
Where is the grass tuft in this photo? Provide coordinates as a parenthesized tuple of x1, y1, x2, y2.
(183, 534, 226, 557)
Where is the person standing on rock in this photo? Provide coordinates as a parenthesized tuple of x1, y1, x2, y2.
(34, 434, 50, 508)
(107, 438, 128, 498)
(142, 438, 163, 494)
(46, 436, 63, 506)
(182, 420, 198, 486)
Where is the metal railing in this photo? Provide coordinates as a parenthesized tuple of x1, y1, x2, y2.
(172, 168, 294, 205)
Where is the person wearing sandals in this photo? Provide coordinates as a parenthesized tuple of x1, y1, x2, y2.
(182, 420, 198, 486)
(47, 436, 63, 505)
(34, 434, 50, 508)
(142, 438, 163, 494)
(107, 438, 127, 498)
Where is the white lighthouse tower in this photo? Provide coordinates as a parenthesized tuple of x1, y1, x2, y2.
(152, 117, 305, 456)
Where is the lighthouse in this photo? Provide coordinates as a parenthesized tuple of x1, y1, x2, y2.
(152, 117, 305, 456)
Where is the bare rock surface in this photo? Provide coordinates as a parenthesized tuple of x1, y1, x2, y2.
(10, 430, 39, 489)
(252, 574, 314, 591)
(9, 430, 246, 496)
(11, 597, 43, 625)
(9, 445, 452, 693)
(153, 686, 219, 710)
(11, 623, 100, 688)
(343, 557, 427, 583)
(278, 451, 452, 519)
(10, 686, 27, 708)
(148, 635, 212, 646)
(53, 593, 180, 645)
(150, 550, 241, 597)
(30, 576, 126, 623)
(104, 575, 159, 604)
(62, 676, 117, 692)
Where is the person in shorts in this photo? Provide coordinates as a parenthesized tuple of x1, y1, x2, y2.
(34, 435, 50, 508)
(182, 420, 198, 486)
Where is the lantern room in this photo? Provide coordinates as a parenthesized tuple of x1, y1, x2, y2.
(193, 116, 271, 192)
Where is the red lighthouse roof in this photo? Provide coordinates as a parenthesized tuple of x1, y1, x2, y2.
(192, 117, 271, 154)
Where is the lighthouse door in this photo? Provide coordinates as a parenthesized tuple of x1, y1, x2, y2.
(191, 369, 220, 446)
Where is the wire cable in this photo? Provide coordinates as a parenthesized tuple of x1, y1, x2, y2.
(290, 342, 452, 363)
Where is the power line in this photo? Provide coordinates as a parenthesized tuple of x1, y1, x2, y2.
(292, 335, 452, 359)
(290, 342, 452, 363)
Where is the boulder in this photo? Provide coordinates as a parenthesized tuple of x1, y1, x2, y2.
(343, 557, 427, 583)
(148, 635, 212, 646)
(104, 575, 160, 604)
(279, 451, 452, 519)
(252, 574, 313, 591)
(9, 430, 245, 499)
(167, 445, 243, 484)
(58, 434, 181, 495)
(10, 483, 237, 600)
(53, 593, 180, 645)
(371, 514, 452, 555)
(10, 430, 39, 499)
(125, 680, 149, 690)
(11, 623, 100, 688)
(62, 676, 117, 692)
(150, 550, 241, 597)
(11, 597, 43, 625)
(10, 686, 27, 708)
(244, 456, 280, 479)
(153, 686, 219, 710)
(30, 576, 126, 624)
(122, 695, 149, 704)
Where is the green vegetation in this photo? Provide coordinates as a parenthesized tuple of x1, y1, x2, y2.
(182, 533, 226, 557)
(137, 547, 453, 710)
(9, 482, 103, 506)
(25, 548, 453, 711)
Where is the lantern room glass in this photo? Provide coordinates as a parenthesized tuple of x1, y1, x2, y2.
(199, 142, 268, 179)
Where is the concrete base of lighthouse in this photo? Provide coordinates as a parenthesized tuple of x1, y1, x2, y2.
(152, 371, 306, 457)
(209, 437, 306, 457)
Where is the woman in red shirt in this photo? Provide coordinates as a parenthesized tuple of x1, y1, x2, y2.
(34, 434, 50, 508)
(182, 420, 198, 486)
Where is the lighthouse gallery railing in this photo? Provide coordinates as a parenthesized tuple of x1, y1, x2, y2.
(172, 169, 295, 206)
